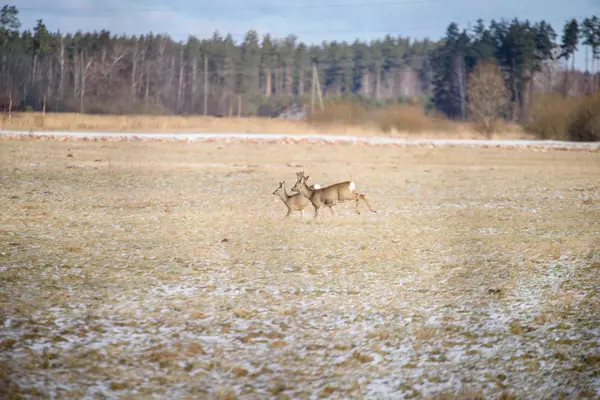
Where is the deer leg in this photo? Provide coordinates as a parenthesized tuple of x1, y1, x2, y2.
(283, 207, 292, 220)
(359, 193, 377, 213)
(313, 205, 320, 221)
(354, 195, 361, 215)
(329, 206, 335, 216)
(300, 209, 305, 222)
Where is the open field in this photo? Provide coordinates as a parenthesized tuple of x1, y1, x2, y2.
(1, 112, 533, 140)
(1, 139, 599, 399)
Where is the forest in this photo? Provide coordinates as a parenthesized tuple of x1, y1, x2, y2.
(0, 4, 599, 121)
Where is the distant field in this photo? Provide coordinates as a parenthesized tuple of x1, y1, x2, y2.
(1, 111, 534, 140)
(0, 139, 599, 399)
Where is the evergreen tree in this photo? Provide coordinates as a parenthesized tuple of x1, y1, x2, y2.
(581, 16, 599, 90)
(560, 19, 580, 94)
(0, 4, 592, 118)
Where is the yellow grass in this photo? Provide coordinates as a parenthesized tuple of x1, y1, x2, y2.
(1, 111, 534, 140)
(0, 139, 598, 398)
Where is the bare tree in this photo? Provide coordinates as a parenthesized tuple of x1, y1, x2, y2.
(79, 51, 94, 113)
(467, 62, 509, 136)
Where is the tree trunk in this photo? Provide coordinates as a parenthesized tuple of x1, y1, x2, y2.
(58, 38, 64, 107)
(571, 54, 576, 95)
(1, 53, 6, 95)
(145, 62, 150, 110)
(177, 46, 184, 113)
(527, 71, 535, 120)
(458, 61, 466, 120)
(131, 40, 138, 103)
(32, 53, 38, 100)
(564, 57, 570, 97)
(592, 58, 600, 92)
(47, 59, 53, 104)
(275, 68, 283, 95)
(156, 39, 166, 105)
(265, 69, 271, 97)
(79, 52, 85, 113)
(139, 46, 146, 110)
(168, 56, 176, 109)
(191, 57, 197, 113)
(375, 64, 381, 100)
(73, 53, 79, 101)
(362, 70, 370, 97)
(298, 69, 304, 96)
(511, 60, 518, 121)
(285, 65, 293, 96)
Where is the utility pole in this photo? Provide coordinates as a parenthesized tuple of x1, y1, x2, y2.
(313, 63, 324, 111)
(204, 56, 208, 116)
(311, 63, 316, 114)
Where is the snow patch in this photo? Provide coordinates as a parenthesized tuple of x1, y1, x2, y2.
(2, 130, 598, 151)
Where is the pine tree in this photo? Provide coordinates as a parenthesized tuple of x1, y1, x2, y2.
(261, 34, 276, 97)
(0, 4, 20, 97)
(560, 19, 580, 95)
(581, 16, 600, 91)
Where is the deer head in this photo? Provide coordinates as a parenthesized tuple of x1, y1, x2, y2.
(272, 181, 285, 195)
(291, 174, 309, 193)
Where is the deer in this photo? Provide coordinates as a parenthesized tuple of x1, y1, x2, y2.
(291, 171, 377, 220)
(272, 180, 322, 221)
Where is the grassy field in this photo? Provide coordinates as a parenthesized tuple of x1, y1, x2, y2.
(0, 138, 599, 399)
(1, 111, 533, 140)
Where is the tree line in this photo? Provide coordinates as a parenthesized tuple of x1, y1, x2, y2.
(0, 4, 598, 120)
(432, 16, 600, 121)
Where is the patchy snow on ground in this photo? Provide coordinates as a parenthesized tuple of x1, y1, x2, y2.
(1, 139, 599, 399)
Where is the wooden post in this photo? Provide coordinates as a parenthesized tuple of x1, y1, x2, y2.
(42, 95, 47, 116)
(237, 94, 242, 117)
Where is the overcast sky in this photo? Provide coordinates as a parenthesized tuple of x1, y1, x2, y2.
(11, 0, 600, 70)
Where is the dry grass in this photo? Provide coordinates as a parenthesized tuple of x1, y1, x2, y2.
(1, 110, 533, 140)
(307, 102, 530, 139)
(0, 139, 599, 399)
(526, 91, 600, 141)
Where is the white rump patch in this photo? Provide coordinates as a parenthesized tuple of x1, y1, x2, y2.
(349, 181, 355, 192)
(313, 184, 321, 189)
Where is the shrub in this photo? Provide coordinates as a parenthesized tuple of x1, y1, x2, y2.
(370, 104, 436, 133)
(307, 101, 368, 125)
(566, 91, 600, 142)
(526, 92, 600, 142)
(525, 93, 574, 140)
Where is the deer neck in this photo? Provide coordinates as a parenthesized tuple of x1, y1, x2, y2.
(298, 180, 314, 198)
(277, 188, 289, 203)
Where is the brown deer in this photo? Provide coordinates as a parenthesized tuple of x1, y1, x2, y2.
(272, 180, 322, 221)
(291, 171, 377, 220)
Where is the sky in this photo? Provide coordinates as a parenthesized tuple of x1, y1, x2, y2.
(10, 0, 600, 70)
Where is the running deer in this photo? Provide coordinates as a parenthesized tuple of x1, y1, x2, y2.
(291, 171, 377, 220)
(272, 180, 321, 221)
